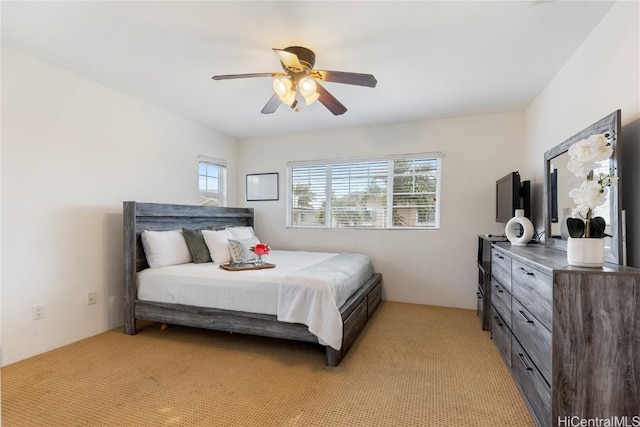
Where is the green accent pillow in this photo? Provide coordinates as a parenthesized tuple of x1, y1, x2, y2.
(182, 229, 212, 264)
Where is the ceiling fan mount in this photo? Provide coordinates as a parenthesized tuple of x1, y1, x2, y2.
(212, 46, 376, 115)
(279, 46, 316, 72)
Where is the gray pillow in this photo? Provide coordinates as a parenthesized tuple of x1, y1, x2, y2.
(182, 229, 212, 264)
(227, 237, 259, 264)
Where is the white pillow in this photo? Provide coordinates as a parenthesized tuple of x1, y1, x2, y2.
(202, 229, 233, 264)
(140, 230, 192, 268)
(227, 226, 255, 240)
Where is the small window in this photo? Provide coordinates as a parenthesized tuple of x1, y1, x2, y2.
(198, 156, 227, 206)
(287, 153, 442, 229)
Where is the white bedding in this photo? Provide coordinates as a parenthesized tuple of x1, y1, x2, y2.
(137, 250, 373, 350)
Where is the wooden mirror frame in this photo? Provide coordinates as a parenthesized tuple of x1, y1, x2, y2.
(543, 110, 623, 264)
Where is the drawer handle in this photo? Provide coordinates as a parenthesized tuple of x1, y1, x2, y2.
(495, 254, 504, 260)
(494, 285, 504, 293)
(518, 353, 533, 371)
(518, 310, 534, 324)
(518, 267, 534, 276)
(493, 316, 503, 327)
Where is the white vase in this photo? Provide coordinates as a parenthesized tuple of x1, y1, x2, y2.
(567, 237, 604, 268)
(560, 207, 572, 239)
(505, 209, 534, 246)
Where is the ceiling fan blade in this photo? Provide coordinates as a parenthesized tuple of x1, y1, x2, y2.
(212, 72, 282, 80)
(260, 94, 281, 114)
(272, 48, 304, 73)
(316, 83, 347, 116)
(314, 70, 377, 88)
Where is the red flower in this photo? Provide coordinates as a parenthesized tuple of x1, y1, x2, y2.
(251, 243, 271, 256)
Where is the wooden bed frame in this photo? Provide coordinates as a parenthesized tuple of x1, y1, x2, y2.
(123, 201, 382, 366)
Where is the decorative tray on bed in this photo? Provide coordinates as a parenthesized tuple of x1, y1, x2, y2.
(219, 262, 276, 271)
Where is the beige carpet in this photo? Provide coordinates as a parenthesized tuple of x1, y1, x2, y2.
(2, 301, 534, 426)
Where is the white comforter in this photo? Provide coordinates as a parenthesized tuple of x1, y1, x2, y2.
(137, 250, 373, 350)
(278, 252, 373, 349)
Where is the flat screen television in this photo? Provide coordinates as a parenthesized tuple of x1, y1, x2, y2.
(496, 171, 530, 223)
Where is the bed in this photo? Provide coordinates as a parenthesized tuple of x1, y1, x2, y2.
(123, 201, 382, 366)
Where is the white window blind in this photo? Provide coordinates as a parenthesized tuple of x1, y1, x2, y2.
(198, 156, 227, 207)
(287, 153, 442, 229)
(290, 165, 327, 226)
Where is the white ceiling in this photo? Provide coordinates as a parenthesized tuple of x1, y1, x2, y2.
(2, 1, 614, 140)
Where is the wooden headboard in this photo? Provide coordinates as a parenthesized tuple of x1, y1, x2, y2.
(124, 201, 254, 272)
(123, 201, 254, 332)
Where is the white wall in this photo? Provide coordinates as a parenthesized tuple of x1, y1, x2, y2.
(522, 1, 640, 266)
(0, 46, 239, 366)
(238, 113, 525, 309)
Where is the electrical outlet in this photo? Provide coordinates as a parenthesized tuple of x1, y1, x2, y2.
(32, 304, 44, 320)
(88, 292, 97, 305)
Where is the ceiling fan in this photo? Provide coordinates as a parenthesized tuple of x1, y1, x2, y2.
(212, 46, 377, 115)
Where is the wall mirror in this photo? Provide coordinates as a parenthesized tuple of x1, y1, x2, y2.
(544, 110, 623, 264)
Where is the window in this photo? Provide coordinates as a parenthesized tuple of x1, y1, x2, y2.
(198, 156, 227, 206)
(287, 153, 442, 229)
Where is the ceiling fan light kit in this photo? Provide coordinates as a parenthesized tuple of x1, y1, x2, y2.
(298, 77, 320, 105)
(273, 78, 296, 107)
(212, 46, 377, 115)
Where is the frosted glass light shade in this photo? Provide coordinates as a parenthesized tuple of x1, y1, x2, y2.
(303, 93, 319, 105)
(273, 78, 296, 106)
(298, 77, 319, 105)
(299, 77, 316, 95)
(273, 78, 292, 96)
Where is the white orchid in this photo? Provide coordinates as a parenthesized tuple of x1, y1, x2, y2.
(588, 133, 614, 161)
(567, 138, 595, 163)
(569, 180, 608, 217)
(567, 158, 598, 178)
(566, 132, 616, 238)
(566, 133, 612, 177)
(598, 171, 618, 187)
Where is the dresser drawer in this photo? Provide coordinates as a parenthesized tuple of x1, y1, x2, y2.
(512, 298, 551, 385)
(512, 337, 551, 427)
(491, 248, 512, 292)
(491, 307, 511, 367)
(491, 281, 512, 329)
(511, 259, 552, 330)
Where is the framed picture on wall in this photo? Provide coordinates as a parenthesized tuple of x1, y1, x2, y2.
(246, 173, 279, 201)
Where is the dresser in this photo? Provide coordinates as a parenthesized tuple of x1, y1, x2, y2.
(486, 242, 639, 427)
(476, 235, 503, 330)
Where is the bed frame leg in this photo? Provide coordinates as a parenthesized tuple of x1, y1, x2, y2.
(325, 348, 343, 367)
(124, 317, 137, 335)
